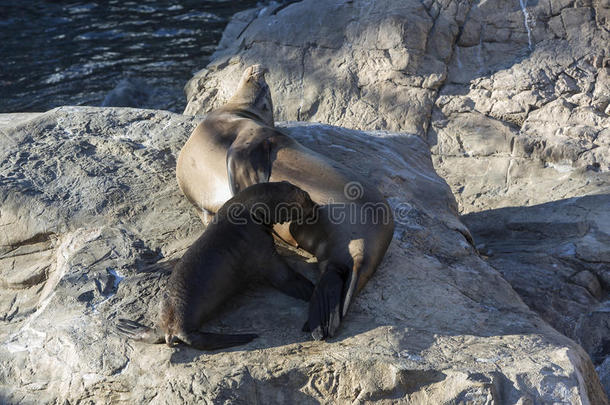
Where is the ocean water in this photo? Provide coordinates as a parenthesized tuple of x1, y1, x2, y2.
(0, 0, 260, 113)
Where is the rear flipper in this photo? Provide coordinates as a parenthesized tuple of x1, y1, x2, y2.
(178, 331, 258, 351)
(304, 263, 357, 340)
(116, 318, 165, 344)
(264, 254, 314, 301)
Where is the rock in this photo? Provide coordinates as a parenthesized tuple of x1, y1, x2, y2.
(100, 76, 184, 112)
(0, 107, 199, 341)
(101, 77, 154, 109)
(183, 0, 610, 210)
(572, 270, 603, 299)
(182, 1, 610, 397)
(0, 107, 606, 403)
(462, 195, 610, 368)
(184, 0, 463, 135)
(600, 357, 610, 399)
(429, 0, 610, 213)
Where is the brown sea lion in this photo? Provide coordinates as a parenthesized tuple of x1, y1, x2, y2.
(176, 65, 395, 340)
(116, 182, 317, 350)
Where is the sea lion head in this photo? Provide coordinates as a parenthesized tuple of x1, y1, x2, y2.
(236, 182, 318, 225)
(263, 181, 318, 225)
(291, 184, 318, 223)
(227, 64, 274, 126)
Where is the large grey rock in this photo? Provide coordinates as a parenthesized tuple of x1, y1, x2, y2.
(462, 194, 610, 366)
(182, 0, 610, 398)
(430, 0, 610, 213)
(183, 0, 610, 212)
(0, 107, 606, 403)
(184, 0, 466, 135)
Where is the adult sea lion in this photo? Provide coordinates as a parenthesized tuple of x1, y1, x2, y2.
(176, 65, 395, 340)
(117, 182, 317, 350)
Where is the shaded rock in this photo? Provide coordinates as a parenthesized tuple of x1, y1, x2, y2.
(572, 270, 603, 299)
(462, 195, 610, 366)
(600, 357, 610, 399)
(0, 107, 606, 403)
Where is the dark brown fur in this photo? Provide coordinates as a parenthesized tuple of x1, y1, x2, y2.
(117, 182, 316, 350)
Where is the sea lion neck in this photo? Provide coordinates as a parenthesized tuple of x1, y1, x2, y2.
(218, 106, 271, 126)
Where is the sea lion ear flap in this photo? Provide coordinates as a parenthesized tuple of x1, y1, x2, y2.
(226, 138, 271, 196)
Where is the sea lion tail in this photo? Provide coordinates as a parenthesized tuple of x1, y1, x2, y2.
(116, 318, 165, 344)
(305, 263, 352, 340)
(178, 331, 258, 351)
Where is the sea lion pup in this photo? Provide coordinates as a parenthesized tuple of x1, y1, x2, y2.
(176, 65, 395, 340)
(116, 182, 317, 350)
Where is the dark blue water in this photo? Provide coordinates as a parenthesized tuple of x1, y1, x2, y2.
(0, 1, 260, 113)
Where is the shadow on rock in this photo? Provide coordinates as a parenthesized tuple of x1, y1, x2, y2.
(462, 193, 610, 366)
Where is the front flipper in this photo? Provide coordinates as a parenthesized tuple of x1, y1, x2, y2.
(226, 136, 271, 195)
(116, 318, 165, 344)
(179, 331, 258, 351)
(195, 207, 215, 226)
(304, 263, 358, 340)
(264, 254, 314, 301)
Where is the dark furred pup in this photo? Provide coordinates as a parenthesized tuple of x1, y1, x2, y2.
(117, 182, 317, 350)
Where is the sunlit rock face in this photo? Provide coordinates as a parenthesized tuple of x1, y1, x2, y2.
(184, 0, 610, 400)
(0, 107, 606, 403)
(185, 0, 609, 213)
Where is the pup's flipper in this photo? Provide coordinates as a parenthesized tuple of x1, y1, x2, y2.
(179, 331, 258, 351)
(265, 254, 315, 301)
(116, 318, 165, 344)
(304, 264, 350, 340)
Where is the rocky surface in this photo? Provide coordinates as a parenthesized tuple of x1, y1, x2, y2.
(429, 0, 610, 213)
(184, 0, 610, 212)
(183, 0, 610, 399)
(462, 194, 610, 386)
(1, 107, 607, 403)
